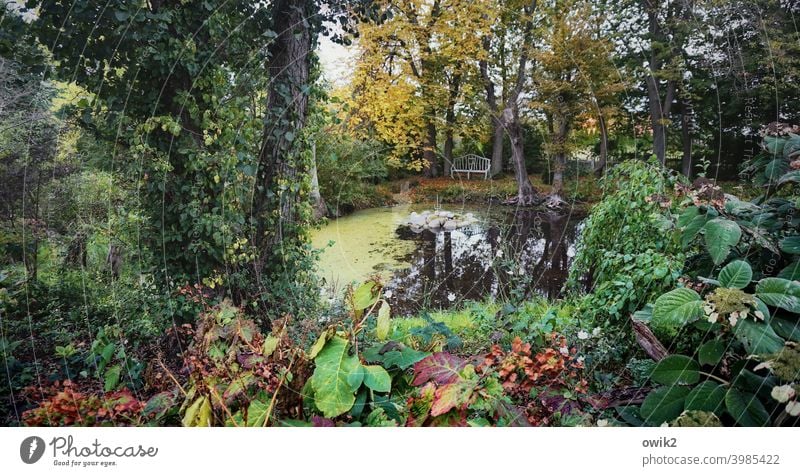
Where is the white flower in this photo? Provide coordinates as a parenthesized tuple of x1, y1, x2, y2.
(576, 356, 585, 365)
(597, 419, 608, 427)
(518, 268, 525, 276)
(384, 290, 393, 299)
(771, 385, 796, 403)
(577, 330, 589, 340)
(707, 312, 719, 323)
(559, 346, 569, 356)
(728, 311, 739, 327)
(447, 292, 456, 302)
(786, 400, 800, 417)
(495, 249, 503, 258)
(592, 327, 601, 336)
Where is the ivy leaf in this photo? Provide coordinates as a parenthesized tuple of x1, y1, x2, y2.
(684, 382, 726, 414)
(780, 235, 800, 254)
(361, 364, 391, 393)
(703, 218, 742, 265)
(756, 277, 800, 313)
(697, 340, 725, 367)
(640, 386, 690, 425)
(310, 336, 362, 418)
(733, 319, 784, 355)
(652, 288, 703, 330)
(375, 300, 391, 341)
(718, 260, 752, 289)
(725, 388, 769, 427)
(412, 352, 466, 386)
(650, 355, 700, 385)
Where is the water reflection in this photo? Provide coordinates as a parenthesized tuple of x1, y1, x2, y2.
(385, 209, 582, 315)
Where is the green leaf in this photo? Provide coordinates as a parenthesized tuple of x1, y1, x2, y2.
(650, 355, 700, 386)
(703, 218, 742, 265)
(262, 335, 279, 357)
(681, 214, 709, 248)
(245, 396, 271, 427)
(352, 281, 380, 311)
(756, 277, 800, 313)
(284, 131, 295, 142)
(310, 336, 362, 418)
(777, 170, 800, 186)
(182, 396, 212, 427)
(780, 235, 800, 254)
(676, 206, 700, 228)
(777, 261, 800, 280)
(770, 316, 800, 341)
(362, 364, 391, 393)
(733, 319, 784, 354)
(725, 388, 769, 427)
(375, 300, 391, 341)
(640, 386, 690, 425)
(652, 288, 703, 330)
(684, 382, 726, 414)
(307, 331, 329, 359)
(114, 10, 130, 22)
(697, 340, 725, 367)
(764, 158, 789, 181)
(104, 364, 121, 392)
(718, 260, 752, 289)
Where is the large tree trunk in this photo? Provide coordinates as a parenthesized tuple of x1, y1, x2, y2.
(594, 113, 608, 177)
(423, 120, 438, 177)
(550, 113, 569, 202)
(252, 0, 312, 271)
(503, 107, 537, 204)
(444, 73, 460, 178)
(644, 0, 676, 165)
(490, 118, 504, 176)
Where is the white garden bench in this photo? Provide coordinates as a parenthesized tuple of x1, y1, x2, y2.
(450, 154, 491, 180)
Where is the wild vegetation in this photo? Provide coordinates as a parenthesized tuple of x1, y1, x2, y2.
(1, 0, 799, 427)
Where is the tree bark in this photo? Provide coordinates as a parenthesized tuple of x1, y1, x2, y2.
(423, 120, 438, 177)
(490, 118, 504, 176)
(594, 113, 608, 177)
(680, 97, 693, 177)
(252, 0, 312, 270)
(644, 0, 676, 165)
(480, 36, 503, 177)
(444, 73, 461, 177)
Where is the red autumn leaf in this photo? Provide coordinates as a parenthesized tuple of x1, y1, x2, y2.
(412, 352, 466, 386)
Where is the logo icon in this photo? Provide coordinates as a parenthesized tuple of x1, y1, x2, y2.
(20, 436, 45, 464)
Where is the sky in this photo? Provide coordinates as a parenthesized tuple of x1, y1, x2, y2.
(316, 31, 357, 87)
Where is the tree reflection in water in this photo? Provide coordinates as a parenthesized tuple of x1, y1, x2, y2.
(386, 209, 582, 316)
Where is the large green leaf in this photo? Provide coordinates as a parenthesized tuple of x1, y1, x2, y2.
(764, 158, 789, 181)
(311, 336, 363, 418)
(703, 218, 742, 265)
(718, 260, 752, 289)
(362, 364, 391, 393)
(375, 301, 391, 341)
(777, 261, 800, 280)
(652, 288, 703, 330)
(684, 382, 726, 414)
(352, 282, 380, 311)
(770, 315, 800, 341)
(756, 277, 800, 313)
(681, 214, 709, 248)
(777, 170, 800, 187)
(640, 387, 690, 425)
(650, 355, 700, 385)
(677, 206, 700, 227)
(246, 397, 270, 427)
(697, 340, 725, 367)
(725, 388, 769, 427)
(780, 235, 800, 254)
(733, 319, 784, 355)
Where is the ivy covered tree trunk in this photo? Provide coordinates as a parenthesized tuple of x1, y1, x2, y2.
(549, 112, 569, 207)
(252, 0, 313, 285)
(423, 120, 438, 177)
(680, 97, 693, 177)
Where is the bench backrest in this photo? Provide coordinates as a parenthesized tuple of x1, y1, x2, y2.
(452, 154, 490, 172)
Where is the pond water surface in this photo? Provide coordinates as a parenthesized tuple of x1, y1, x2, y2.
(311, 203, 583, 316)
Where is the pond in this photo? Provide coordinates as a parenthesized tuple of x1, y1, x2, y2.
(311, 203, 584, 316)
